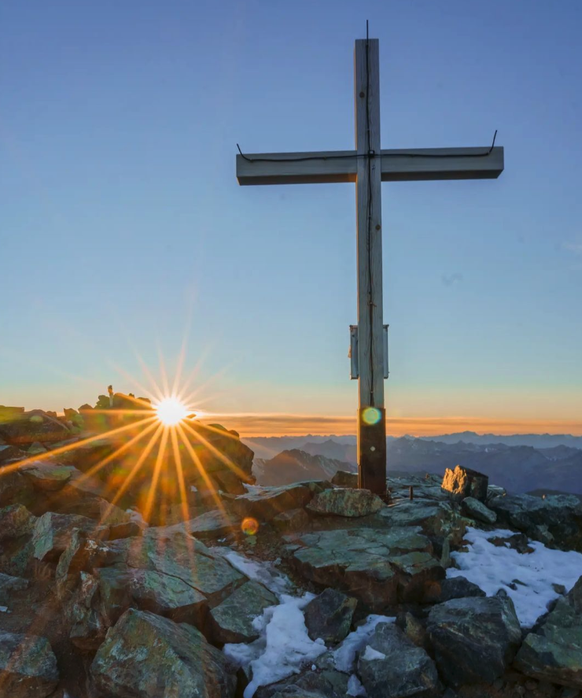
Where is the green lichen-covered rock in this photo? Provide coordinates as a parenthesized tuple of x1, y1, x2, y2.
(0, 504, 36, 542)
(515, 592, 582, 689)
(289, 527, 442, 610)
(66, 572, 106, 651)
(427, 592, 522, 687)
(0, 631, 59, 697)
(378, 500, 467, 546)
(357, 622, 439, 698)
(303, 588, 357, 644)
(460, 496, 497, 524)
(233, 481, 330, 521)
(209, 580, 277, 643)
(31, 511, 101, 562)
(20, 462, 75, 491)
(306, 488, 384, 518)
(91, 609, 236, 698)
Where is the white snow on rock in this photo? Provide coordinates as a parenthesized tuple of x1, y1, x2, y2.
(347, 673, 367, 696)
(361, 645, 386, 661)
(449, 526, 582, 628)
(332, 614, 395, 673)
(217, 549, 290, 598)
(225, 592, 325, 698)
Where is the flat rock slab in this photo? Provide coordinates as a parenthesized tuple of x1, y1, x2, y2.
(306, 488, 384, 518)
(209, 579, 277, 643)
(377, 500, 466, 545)
(0, 631, 59, 698)
(460, 496, 497, 524)
(162, 509, 241, 541)
(20, 462, 75, 491)
(515, 594, 582, 689)
(91, 609, 236, 698)
(426, 593, 522, 687)
(233, 481, 330, 521)
(357, 622, 439, 698)
(288, 527, 442, 610)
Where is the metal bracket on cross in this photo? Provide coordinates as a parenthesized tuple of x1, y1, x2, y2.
(349, 325, 389, 381)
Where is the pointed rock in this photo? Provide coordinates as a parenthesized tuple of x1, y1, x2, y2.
(304, 588, 357, 644)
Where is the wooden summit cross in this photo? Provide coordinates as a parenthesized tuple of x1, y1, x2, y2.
(236, 36, 504, 497)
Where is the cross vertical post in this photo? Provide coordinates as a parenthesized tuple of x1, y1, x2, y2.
(354, 39, 387, 496)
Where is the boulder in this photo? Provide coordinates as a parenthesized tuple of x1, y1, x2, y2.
(233, 481, 330, 521)
(0, 409, 70, 446)
(163, 509, 241, 542)
(91, 608, 236, 697)
(289, 527, 442, 609)
(0, 631, 59, 697)
(515, 581, 582, 689)
(0, 504, 36, 541)
(31, 512, 103, 562)
(306, 488, 384, 518)
(357, 622, 440, 698)
(460, 496, 497, 524)
(272, 508, 309, 533)
(208, 580, 277, 643)
(303, 588, 357, 644)
(396, 611, 428, 649)
(331, 470, 358, 488)
(427, 592, 522, 686)
(378, 500, 467, 546)
(65, 572, 106, 651)
(442, 466, 489, 502)
(20, 461, 75, 491)
(488, 493, 582, 551)
(425, 575, 486, 604)
(0, 469, 34, 509)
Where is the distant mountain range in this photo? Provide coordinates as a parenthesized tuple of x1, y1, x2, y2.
(243, 432, 582, 495)
(253, 449, 356, 487)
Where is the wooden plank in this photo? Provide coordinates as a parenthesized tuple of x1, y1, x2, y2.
(236, 147, 504, 185)
(355, 38, 386, 497)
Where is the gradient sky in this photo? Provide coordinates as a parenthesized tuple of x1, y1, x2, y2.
(1, 0, 581, 435)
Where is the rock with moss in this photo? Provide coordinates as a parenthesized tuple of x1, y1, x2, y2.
(304, 588, 357, 644)
(306, 488, 384, 518)
(20, 461, 76, 491)
(357, 622, 439, 698)
(91, 608, 236, 697)
(289, 527, 442, 609)
(515, 577, 582, 689)
(209, 580, 277, 643)
(31, 512, 102, 562)
(0, 631, 59, 697)
(426, 591, 522, 686)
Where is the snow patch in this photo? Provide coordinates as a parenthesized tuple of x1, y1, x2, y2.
(347, 673, 367, 696)
(361, 645, 386, 661)
(449, 526, 582, 628)
(332, 614, 395, 673)
(218, 549, 290, 598)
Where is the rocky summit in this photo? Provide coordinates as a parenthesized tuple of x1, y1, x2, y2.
(1, 406, 582, 698)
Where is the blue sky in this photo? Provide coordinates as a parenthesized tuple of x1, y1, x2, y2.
(1, 0, 581, 434)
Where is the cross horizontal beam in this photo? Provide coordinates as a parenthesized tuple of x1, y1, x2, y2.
(236, 146, 504, 185)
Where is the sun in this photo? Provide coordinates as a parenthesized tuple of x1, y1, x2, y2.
(155, 397, 188, 426)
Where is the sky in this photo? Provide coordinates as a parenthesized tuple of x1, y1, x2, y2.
(1, 0, 581, 436)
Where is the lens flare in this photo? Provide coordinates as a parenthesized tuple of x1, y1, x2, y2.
(362, 407, 382, 426)
(241, 517, 259, 536)
(156, 398, 188, 426)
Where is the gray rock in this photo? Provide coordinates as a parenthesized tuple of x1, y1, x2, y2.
(272, 508, 309, 533)
(427, 592, 522, 686)
(255, 668, 349, 698)
(426, 575, 486, 603)
(233, 481, 330, 521)
(489, 493, 582, 551)
(357, 622, 439, 698)
(0, 444, 26, 464)
(162, 509, 241, 541)
(304, 588, 357, 644)
(331, 470, 358, 488)
(91, 608, 236, 697)
(306, 488, 384, 518)
(442, 466, 488, 502)
(209, 580, 277, 643)
(396, 611, 428, 648)
(31, 512, 103, 562)
(378, 500, 467, 546)
(515, 591, 582, 689)
(460, 496, 497, 524)
(0, 631, 59, 697)
(0, 572, 29, 604)
(66, 572, 106, 651)
(20, 461, 75, 491)
(0, 504, 36, 541)
(290, 527, 442, 609)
